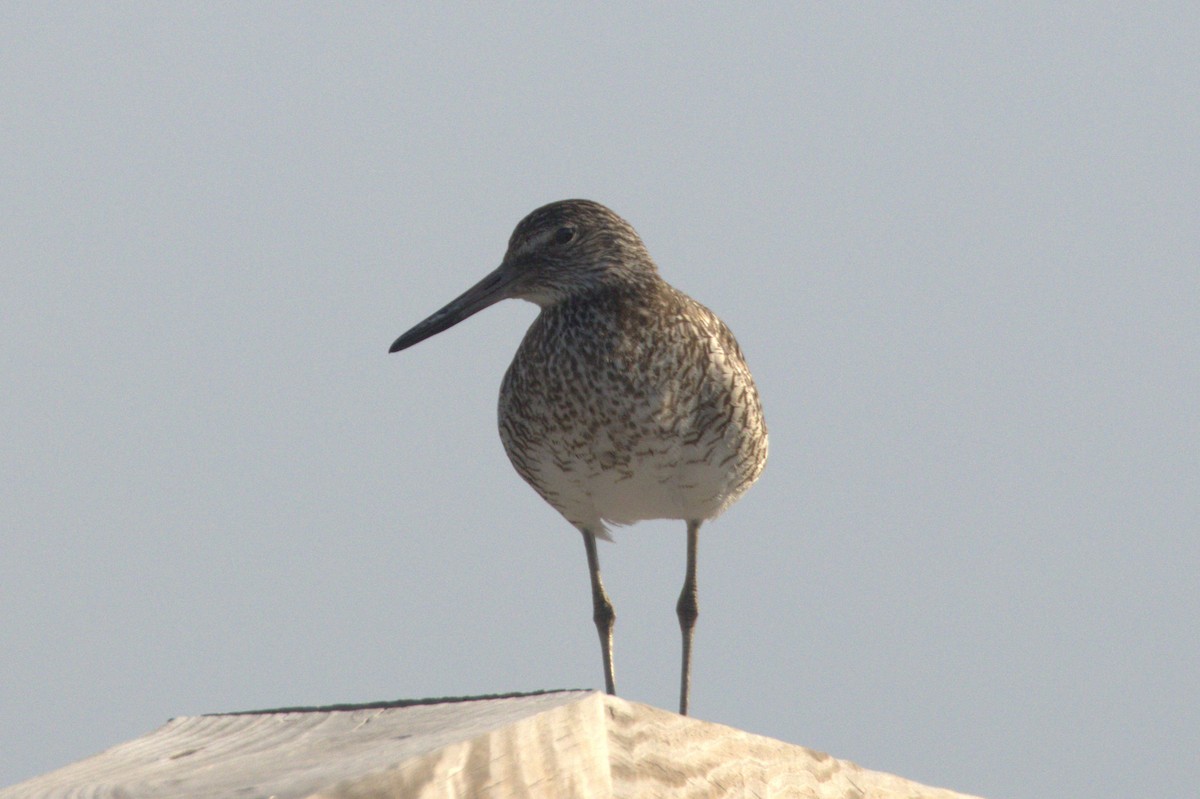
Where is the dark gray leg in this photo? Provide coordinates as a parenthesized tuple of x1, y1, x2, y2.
(582, 530, 616, 695)
(676, 519, 701, 715)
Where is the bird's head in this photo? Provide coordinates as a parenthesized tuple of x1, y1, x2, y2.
(390, 199, 657, 353)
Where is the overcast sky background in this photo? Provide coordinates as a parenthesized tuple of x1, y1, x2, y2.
(2, 5, 1197, 798)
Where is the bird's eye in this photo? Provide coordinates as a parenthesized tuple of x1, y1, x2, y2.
(554, 227, 576, 245)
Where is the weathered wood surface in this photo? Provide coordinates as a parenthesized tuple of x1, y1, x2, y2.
(1, 690, 984, 799)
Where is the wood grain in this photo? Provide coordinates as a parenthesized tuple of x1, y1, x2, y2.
(1, 691, 984, 799)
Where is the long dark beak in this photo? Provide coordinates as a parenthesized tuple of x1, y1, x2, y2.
(389, 263, 520, 353)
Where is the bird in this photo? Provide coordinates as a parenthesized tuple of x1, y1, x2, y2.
(389, 199, 767, 715)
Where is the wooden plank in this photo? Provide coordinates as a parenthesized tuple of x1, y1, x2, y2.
(605, 699, 980, 799)
(1, 691, 602, 799)
(1, 691, 985, 799)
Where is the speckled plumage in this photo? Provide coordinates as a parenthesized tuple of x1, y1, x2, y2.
(499, 277, 766, 539)
(390, 199, 767, 714)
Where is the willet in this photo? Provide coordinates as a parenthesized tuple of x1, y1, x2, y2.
(390, 199, 767, 715)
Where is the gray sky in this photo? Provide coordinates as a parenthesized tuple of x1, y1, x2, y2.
(2, 5, 1196, 797)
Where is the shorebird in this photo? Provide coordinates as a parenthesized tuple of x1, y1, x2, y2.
(389, 199, 767, 715)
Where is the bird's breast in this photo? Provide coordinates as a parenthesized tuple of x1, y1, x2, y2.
(496, 294, 766, 534)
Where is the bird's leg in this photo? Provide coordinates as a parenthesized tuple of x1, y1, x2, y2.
(581, 530, 617, 695)
(676, 519, 702, 715)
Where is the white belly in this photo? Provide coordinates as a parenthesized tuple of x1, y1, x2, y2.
(524, 435, 744, 537)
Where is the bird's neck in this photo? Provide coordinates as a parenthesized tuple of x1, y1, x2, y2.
(539, 276, 678, 330)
